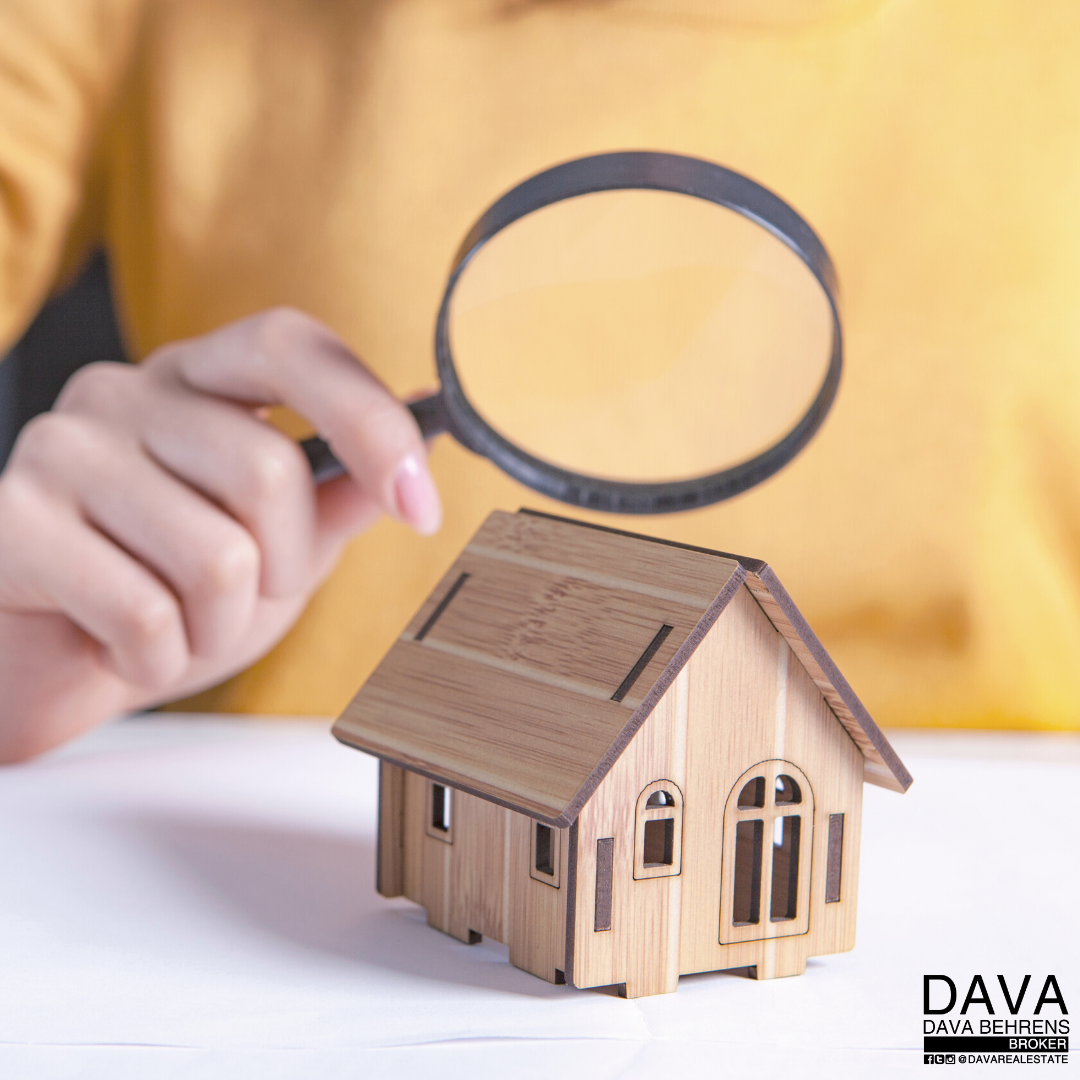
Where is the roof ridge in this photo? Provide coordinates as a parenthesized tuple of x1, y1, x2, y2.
(517, 508, 767, 572)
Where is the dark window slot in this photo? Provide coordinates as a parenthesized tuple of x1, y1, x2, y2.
(431, 783, 451, 832)
(737, 777, 765, 809)
(414, 572, 470, 641)
(642, 818, 674, 866)
(646, 789, 674, 807)
(595, 838, 614, 931)
(611, 624, 674, 703)
(732, 819, 763, 925)
(826, 813, 844, 903)
(769, 815, 801, 921)
(534, 823, 555, 876)
(774, 775, 801, 805)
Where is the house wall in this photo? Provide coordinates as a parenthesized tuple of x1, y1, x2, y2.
(387, 768, 570, 984)
(568, 585, 864, 997)
(677, 585, 864, 979)
(569, 665, 689, 998)
(508, 811, 570, 984)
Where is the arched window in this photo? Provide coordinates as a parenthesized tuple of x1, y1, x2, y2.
(719, 761, 813, 944)
(634, 781, 684, 880)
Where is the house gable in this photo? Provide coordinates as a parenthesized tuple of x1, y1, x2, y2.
(568, 583, 866, 993)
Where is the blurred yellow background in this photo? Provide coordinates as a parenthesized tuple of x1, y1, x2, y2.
(2, 0, 1079, 729)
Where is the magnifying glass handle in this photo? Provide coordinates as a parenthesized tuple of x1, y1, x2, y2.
(300, 392, 450, 484)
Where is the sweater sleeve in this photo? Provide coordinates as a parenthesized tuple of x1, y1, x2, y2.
(0, 0, 142, 351)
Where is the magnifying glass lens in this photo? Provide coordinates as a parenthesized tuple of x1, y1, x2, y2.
(449, 189, 833, 484)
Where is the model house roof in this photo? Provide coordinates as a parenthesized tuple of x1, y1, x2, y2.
(333, 510, 911, 825)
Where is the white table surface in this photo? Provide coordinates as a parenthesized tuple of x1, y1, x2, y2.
(1, 716, 1077, 1079)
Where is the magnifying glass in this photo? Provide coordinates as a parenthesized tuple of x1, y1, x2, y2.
(301, 151, 841, 515)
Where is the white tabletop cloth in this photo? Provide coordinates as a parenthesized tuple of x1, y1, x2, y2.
(0, 717, 1076, 1079)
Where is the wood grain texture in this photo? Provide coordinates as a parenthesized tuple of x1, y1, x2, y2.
(403, 775, 514, 945)
(377, 761, 405, 897)
(401, 768, 425, 901)
(473, 511, 739, 609)
(565, 586, 867, 994)
(398, 769, 571, 978)
(508, 811, 569, 984)
(744, 568, 911, 793)
(675, 587, 864, 979)
(446, 791, 512, 943)
(570, 666, 689, 998)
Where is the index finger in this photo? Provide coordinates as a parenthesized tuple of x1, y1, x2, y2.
(171, 308, 442, 536)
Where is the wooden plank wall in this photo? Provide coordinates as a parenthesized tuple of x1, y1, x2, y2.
(398, 768, 569, 983)
(568, 585, 864, 996)
(570, 667, 689, 998)
(676, 586, 863, 979)
(508, 812, 570, 984)
(377, 761, 406, 897)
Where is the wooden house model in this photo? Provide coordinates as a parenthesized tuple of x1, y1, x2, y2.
(333, 510, 911, 998)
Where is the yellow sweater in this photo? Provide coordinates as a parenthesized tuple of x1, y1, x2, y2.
(2, 0, 1079, 729)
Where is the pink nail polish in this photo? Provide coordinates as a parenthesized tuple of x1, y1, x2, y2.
(394, 454, 442, 535)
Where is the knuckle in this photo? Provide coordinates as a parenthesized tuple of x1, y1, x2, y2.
(54, 361, 134, 414)
(0, 469, 48, 532)
(12, 412, 94, 469)
(240, 441, 307, 505)
(256, 306, 319, 351)
(114, 590, 182, 654)
(193, 532, 260, 598)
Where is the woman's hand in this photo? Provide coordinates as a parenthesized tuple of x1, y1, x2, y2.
(0, 307, 441, 762)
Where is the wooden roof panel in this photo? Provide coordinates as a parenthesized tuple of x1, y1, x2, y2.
(467, 510, 738, 608)
(407, 549, 705, 706)
(339, 639, 624, 820)
(333, 510, 911, 821)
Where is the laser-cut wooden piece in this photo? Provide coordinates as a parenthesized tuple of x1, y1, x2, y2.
(376, 761, 405, 897)
(334, 510, 910, 998)
(826, 813, 845, 903)
(594, 839, 615, 932)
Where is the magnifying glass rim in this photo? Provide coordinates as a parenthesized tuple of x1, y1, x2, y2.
(432, 150, 842, 515)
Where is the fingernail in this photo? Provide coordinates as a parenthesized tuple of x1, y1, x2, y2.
(394, 454, 442, 535)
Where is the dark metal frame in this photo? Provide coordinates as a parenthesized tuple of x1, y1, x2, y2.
(304, 150, 843, 515)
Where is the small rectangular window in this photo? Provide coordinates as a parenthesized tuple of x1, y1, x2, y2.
(534, 824, 555, 876)
(769, 815, 800, 922)
(732, 819, 763, 925)
(642, 818, 674, 867)
(431, 783, 450, 832)
(826, 813, 844, 903)
(595, 838, 614, 932)
(529, 820, 561, 887)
